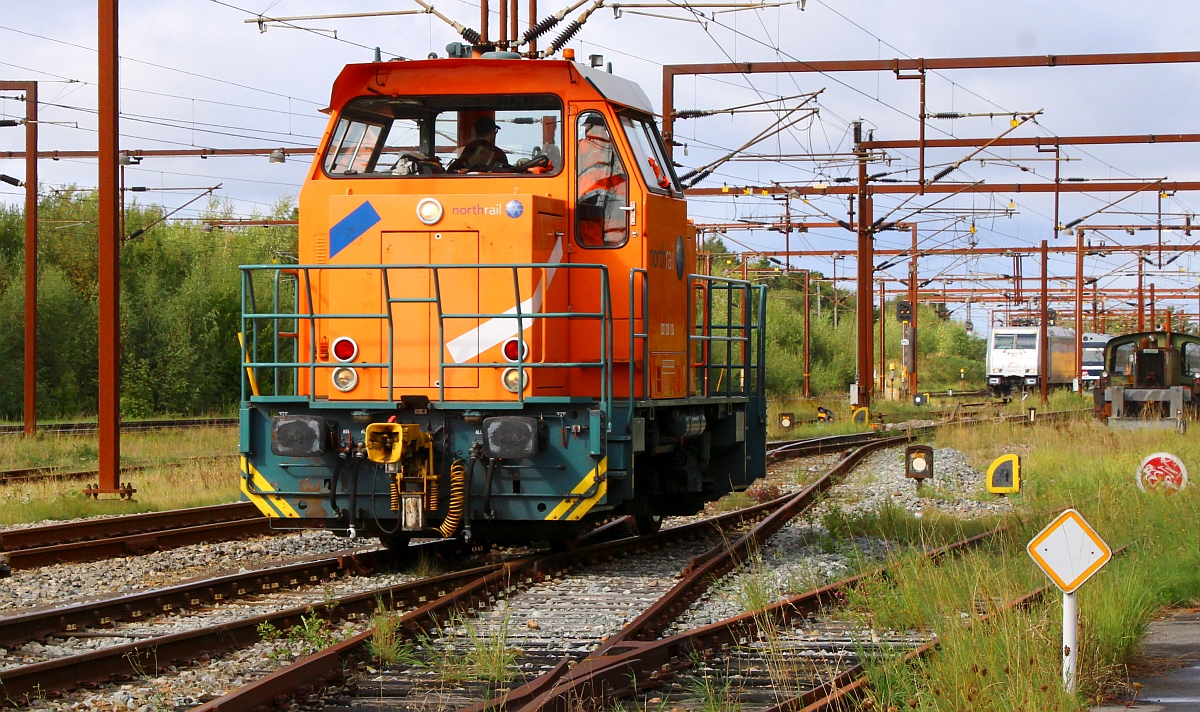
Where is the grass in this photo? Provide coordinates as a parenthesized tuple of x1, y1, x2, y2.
(0, 426, 239, 525)
(847, 416, 1200, 710)
(418, 607, 520, 686)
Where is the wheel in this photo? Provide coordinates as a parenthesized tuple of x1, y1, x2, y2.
(635, 514, 663, 535)
(378, 534, 411, 551)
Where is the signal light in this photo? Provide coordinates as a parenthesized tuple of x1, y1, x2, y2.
(416, 198, 443, 225)
(501, 367, 528, 393)
(331, 367, 359, 392)
(502, 338, 527, 362)
(332, 336, 358, 362)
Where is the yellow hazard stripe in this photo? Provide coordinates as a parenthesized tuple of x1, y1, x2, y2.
(239, 456, 301, 518)
(544, 458, 608, 521)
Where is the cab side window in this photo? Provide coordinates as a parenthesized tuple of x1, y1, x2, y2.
(1183, 342, 1200, 376)
(575, 112, 629, 248)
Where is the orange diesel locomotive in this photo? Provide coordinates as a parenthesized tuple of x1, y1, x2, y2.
(238, 54, 766, 546)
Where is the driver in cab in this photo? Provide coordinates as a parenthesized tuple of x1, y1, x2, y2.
(449, 116, 510, 172)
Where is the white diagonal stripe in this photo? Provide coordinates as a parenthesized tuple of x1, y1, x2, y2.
(445, 237, 563, 363)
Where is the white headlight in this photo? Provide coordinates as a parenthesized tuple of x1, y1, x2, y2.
(416, 198, 443, 225)
(331, 367, 359, 392)
(501, 367, 528, 393)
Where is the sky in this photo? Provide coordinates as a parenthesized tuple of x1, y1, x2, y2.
(3, 1, 1200, 332)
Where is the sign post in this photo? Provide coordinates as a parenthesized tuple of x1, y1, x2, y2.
(1027, 509, 1113, 694)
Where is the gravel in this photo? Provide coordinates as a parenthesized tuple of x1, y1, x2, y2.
(811, 445, 1014, 520)
(0, 530, 362, 612)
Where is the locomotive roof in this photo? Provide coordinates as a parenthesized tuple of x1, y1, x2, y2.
(1105, 330, 1200, 349)
(327, 58, 655, 115)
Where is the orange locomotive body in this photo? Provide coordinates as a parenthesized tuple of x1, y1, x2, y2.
(238, 56, 766, 545)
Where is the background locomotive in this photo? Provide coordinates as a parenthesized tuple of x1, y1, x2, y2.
(1096, 331, 1200, 428)
(237, 55, 767, 546)
(985, 325, 1076, 397)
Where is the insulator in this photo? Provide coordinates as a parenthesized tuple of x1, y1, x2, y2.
(460, 27, 481, 44)
(930, 165, 956, 183)
(930, 112, 964, 119)
(684, 169, 713, 188)
(547, 20, 582, 53)
(522, 14, 561, 44)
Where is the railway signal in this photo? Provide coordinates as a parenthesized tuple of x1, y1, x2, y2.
(896, 299, 912, 323)
(904, 444, 933, 481)
(986, 454, 1021, 494)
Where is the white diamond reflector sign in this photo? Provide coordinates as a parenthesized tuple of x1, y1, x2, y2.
(1027, 509, 1112, 593)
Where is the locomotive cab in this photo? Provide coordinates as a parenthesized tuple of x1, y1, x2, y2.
(237, 57, 767, 545)
(1100, 331, 1200, 428)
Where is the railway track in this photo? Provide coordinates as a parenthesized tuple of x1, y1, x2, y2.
(173, 435, 909, 712)
(0, 501, 269, 570)
(0, 417, 237, 437)
(0, 409, 1092, 708)
(0, 435, 905, 708)
(0, 454, 230, 485)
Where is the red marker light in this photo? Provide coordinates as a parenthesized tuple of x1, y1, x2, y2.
(502, 339, 526, 362)
(332, 337, 358, 362)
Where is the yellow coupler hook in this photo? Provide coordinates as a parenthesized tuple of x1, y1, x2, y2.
(364, 423, 435, 531)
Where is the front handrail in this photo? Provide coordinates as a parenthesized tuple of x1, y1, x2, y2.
(240, 262, 613, 416)
(686, 274, 763, 399)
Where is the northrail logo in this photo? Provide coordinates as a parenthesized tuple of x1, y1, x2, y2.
(451, 203, 504, 216)
(650, 236, 687, 281)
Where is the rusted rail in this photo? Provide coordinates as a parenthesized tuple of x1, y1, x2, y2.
(191, 435, 912, 712)
(0, 417, 236, 436)
(0, 484, 794, 706)
(0, 454, 229, 485)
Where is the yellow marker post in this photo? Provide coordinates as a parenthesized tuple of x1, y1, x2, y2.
(987, 454, 1021, 494)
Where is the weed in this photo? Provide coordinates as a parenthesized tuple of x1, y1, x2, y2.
(256, 621, 282, 642)
(286, 607, 343, 654)
(686, 653, 739, 710)
(422, 607, 520, 686)
(368, 602, 420, 666)
(732, 550, 777, 613)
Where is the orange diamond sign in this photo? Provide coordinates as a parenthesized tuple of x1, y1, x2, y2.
(1027, 509, 1112, 593)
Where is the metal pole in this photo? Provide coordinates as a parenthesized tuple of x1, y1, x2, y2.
(1150, 283, 1157, 329)
(0, 82, 41, 437)
(509, 0, 518, 49)
(1040, 240, 1049, 404)
(1063, 590, 1078, 694)
(1138, 257, 1145, 331)
(909, 224, 919, 396)
(94, 0, 124, 497)
(480, 0, 490, 44)
(24, 83, 36, 437)
(878, 278, 886, 397)
(1075, 227, 1084, 385)
(855, 122, 874, 407)
(802, 269, 811, 398)
(527, 0, 537, 54)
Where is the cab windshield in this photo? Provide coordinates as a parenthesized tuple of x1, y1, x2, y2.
(323, 94, 563, 177)
(994, 333, 1036, 349)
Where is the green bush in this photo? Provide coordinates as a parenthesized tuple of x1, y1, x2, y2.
(0, 189, 296, 420)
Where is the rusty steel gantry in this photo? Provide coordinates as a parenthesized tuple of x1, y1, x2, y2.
(665, 50, 1200, 406)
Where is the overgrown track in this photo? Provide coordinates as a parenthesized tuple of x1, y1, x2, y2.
(0, 488, 805, 706)
(0, 454, 229, 485)
(187, 436, 912, 712)
(0, 417, 237, 437)
(0, 502, 270, 569)
(794, 543, 1128, 712)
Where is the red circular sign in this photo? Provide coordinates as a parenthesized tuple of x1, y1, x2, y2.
(1137, 452, 1189, 494)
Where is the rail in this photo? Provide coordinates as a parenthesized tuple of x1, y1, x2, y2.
(240, 262, 613, 412)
